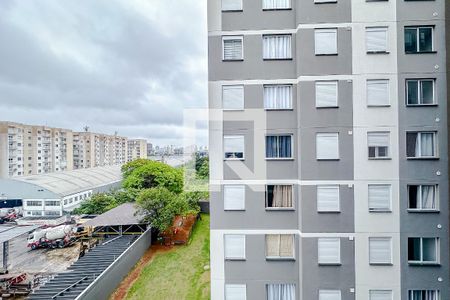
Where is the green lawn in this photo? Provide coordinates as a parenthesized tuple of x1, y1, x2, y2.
(126, 214, 210, 300)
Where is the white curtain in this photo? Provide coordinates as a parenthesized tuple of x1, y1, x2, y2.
(263, 35, 291, 59)
(266, 234, 294, 257)
(368, 185, 391, 211)
(273, 185, 293, 208)
(418, 132, 434, 157)
(225, 235, 245, 259)
(316, 81, 338, 107)
(369, 238, 391, 264)
(224, 185, 245, 210)
(366, 27, 388, 52)
(223, 85, 244, 110)
(316, 133, 339, 160)
(420, 185, 435, 209)
(315, 29, 337, 55)
(367, 80, 389, 106)
(317, 185, 339, 212)
(263, 0, 290, 9)
(264, 85, 292, 109)
(318, 238, 340, 264)
(267, 284, 295, 300)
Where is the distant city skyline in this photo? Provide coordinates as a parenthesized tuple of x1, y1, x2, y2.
(0, 1, 207, 147)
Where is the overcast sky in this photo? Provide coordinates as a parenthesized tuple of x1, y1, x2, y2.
(0, 1, 208, 146)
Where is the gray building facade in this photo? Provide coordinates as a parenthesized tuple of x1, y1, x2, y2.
(209, 0, 450, 299)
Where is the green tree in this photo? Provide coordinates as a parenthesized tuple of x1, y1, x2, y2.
(122, 160, 184, 194)
(73, 193, 116, 215)
(121, 159, 151, 178)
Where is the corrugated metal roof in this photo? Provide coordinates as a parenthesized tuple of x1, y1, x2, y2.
(0, 225, 39, 243)
(83, 203, 143, 227)
(15, 165, 122, 197)
(0, 179, 60, 200)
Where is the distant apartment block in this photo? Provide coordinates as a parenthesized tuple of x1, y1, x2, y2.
(209, 1, 449, 300)
(0, 122, 74, 178)
(127, 139, 148, 162)
(73, 132, 128, 169)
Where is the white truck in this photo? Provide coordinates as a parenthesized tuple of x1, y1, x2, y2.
(27, 225, 76, 250)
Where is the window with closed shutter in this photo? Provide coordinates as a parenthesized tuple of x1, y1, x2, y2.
(369, 237, 392, 264)
(368, 184, 391, 212)
(368, 132, 390, 159)
(225, 284, 246, 300)
(369, 290, 393, 300)
(224, 185, 245, 210)
(366, 27, 388, 53)
(316, 81, 338, 107)
(319, 290, 341, 300)
(367, 80, 390, 106)
(224, 135, 245, 159)
(223, 85, 244, 110)
(317, 185, 340, 212)
(318, 238, 340, 264)
(316, 133, 339, 160)
(315, 29, 337, 55)
(223, 36, 243, 60)
(221, 0, 242, 11)
(224, 234, 246, 259)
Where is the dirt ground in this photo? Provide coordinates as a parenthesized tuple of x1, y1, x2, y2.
(109, 245, 173, 300)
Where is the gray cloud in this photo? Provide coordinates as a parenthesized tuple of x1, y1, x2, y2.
(0, 0, 208, 146)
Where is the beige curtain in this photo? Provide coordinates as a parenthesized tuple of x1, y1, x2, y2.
(273, 185, 293, 208)
(266, 234, 294, 257)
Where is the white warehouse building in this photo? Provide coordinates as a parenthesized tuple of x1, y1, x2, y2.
(0, 165, 122, 217)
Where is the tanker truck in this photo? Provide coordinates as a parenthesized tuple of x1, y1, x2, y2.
(27, 225, 76, 250)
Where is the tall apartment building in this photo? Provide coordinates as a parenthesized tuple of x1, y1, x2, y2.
(127, 139, 148, 162)
(73, 132, 128, 169)
(0, 122, 73, 178)
(208, 1, 449, 299)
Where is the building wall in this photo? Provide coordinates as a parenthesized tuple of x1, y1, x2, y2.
(127, 139, 148, 162)
(209, 0, 449, 299)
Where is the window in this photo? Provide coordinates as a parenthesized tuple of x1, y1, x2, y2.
(45, 211, 60, 216)
(223, 85, 244, 110)
(264, 85, 292, 109)
(263, 0, 291, 10)
(406, 79, 435, 105)
(366, 27, 388, 53)
(31, 211, 42, 216)
(408, 185, 438, 211)
(406, 132, 437, 158)
(224, 136, 245, 159)
(315, 29, 337, 55)
(266, 234, 295, 259)
(319, 290, 341, 300)
(369, 237, 392, 264)
(405, 26, 433, 53)
(224, 234, 246, 260)
(223, 36, 243, 60)
(369, 290, 393, 300)
(222, 0, 242, 11)
(368, 185, 391, 212)
(367, 80, 390, 106)
(266, 284, 295, 300)
(266, 185, 293, 209)
(318, 238, 340, 264)
(408, 290, 439, 300)
(224, 185, 245, 210)
(368, 132, 390, 159)
(316, 133, 339, 160)
(315, 0, 337, 3)
(225, 284, 246, 300)
(317, 185, 340, 212)
(266, 135, 292, 158)
(408, 237, 439, 264)
(27, 201, 42, 207)
(45, 201, 60, 206)
(263, 35, 292, 59)
(315, 81, 338, 107)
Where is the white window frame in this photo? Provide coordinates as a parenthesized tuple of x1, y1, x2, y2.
(263, 84, 293, 110)
(317, 185, 340, 213)
(315, 28, 338, 55)
(265, 134, 293, 159)
(318, 238, 341, 265)
(262, 34, 292, 60)
(315, 81, 338, 108)
(222, 36, 244, 61)
(224, 185, 245, 211)
(369, 290, 393, 300)
(265, 184, 294, 210)
(262, 0, 291, 10)
(319, 290, 342, 300)
(407, 184, 439, 212)
(225, 284, 247, 300)
(314, 0, 337, 3)
(224, 234, 246, 260)
(222, 0, 243, 12)
(406, 132, 437, 159)
(408, 237, 440, 264)
(407, 290, 440, 300)
(368, 184, 392, 212)
(369, 237, 393, 265)
(406, 79, 436, 106)
(224, 135, 245, 160)
(366, 27, 389, 53)
(316, 133, 339, 160)
(367, 132, 391, 159)
(223, 85, 245, 110)
(265, 234, 296, 260)
(405, 26, 435, 53)
(367, 79, 390, 107)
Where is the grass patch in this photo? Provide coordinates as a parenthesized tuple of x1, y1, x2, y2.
(126, 214, 210, 300)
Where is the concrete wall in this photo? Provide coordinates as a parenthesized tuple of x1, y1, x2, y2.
(76, 229, 152, 300)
